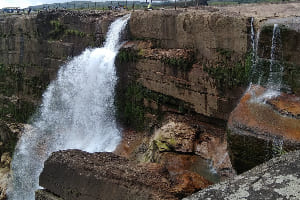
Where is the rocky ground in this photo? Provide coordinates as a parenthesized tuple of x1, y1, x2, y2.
(183, 149, 300, 200)
(38, 149, 212, 200)
(114, 114, 235, 182)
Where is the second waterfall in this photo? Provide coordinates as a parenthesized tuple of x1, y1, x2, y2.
(8, 14, 130, 200)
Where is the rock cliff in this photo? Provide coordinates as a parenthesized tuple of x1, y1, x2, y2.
(0, 3, 299, 200)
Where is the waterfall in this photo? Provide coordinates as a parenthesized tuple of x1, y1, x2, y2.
(250, 23, 284, 102)
(8, 14, 130, 200)
(249, 17, 261, 86)
(267, 24, 283, 92)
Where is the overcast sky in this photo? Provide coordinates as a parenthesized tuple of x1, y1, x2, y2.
(0, 0, 96, 9)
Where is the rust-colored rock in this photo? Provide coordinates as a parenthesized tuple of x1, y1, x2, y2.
(267, 94, 300, 119)
(228, 85, 300, 173)
(172, 171, 212, 197)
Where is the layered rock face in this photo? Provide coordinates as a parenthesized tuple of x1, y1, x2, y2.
(0, 10, 124, 199)
(37, 149, 211, 200)
(227, 15, 300, 173)
(0, 10, 121, 124)
(116, 9, 250, 127)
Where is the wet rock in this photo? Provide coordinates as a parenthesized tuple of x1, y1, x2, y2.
(194, 134, 234, 178)
(267, 94, 300, 119)
(36, 189, 63, 200)
(0, 152, 11, 168)
(0, 121, 13, 144)
(228, 85, 300, 173)
(183, 150, 300, 200)
(0, 167, 10, 200)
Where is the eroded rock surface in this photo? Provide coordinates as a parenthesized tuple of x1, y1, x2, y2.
(183, 150, 300, 200)
(228, 85, 300, 173)
(38, 149, 211, 200)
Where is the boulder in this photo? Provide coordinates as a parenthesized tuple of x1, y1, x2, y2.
(38, 150, 181, 200)
(183, 150, 300, 200)
(227, 85, 300, 173)
(152, 121, 196, 153)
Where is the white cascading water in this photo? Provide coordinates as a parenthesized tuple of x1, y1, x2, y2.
(8, 14, 130, 200)
(250, 23, 283, 103)
(267, 24, 283, 92)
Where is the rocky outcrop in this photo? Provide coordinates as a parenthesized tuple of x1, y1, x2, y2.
(0, 167, 9, 200)
(115, 115, 235, 184)
(0, 10, 125, 123)
(227, 85, 300, 173)
(183, 149, 300, 200)
(37, 149, 212, 200)
(118, 9, 251, 123)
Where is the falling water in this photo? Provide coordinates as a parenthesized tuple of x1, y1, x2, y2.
(250, 24, 283, 103)
(8, 14, 130, 200)
(267, 24, 283, 91)
(249, 17, 261, 86)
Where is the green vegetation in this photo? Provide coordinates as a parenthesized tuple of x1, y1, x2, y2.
(115, 82, 192, 131)
(64, 29, 86, 38)
(204, 52, 252, 88)
(115, 82, 145, 130)
(49, 20, 86, 40)
(0, 63, 46, 123)
(117, 48, 140, 63)
(162, 55, 195, 72)
(49, 20, 66, 39)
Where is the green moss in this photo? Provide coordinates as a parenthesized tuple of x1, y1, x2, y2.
(0, 99, 36, 123)
(117, 48, 139, 63)
(64, 29, 86, 38)
(162, 55, 195, 72)
(154, 139, 171, 152)
(115, 82, 192, 131)
(204, 52, 252, 88)
(216, 48, 234, 60)
(49, 20, 66, 39)
(115, 82, 145, 130)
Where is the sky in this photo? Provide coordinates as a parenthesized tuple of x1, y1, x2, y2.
(0, 0, 76, 9)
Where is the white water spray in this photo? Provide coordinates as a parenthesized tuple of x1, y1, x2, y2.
(267, 24, 283, 91)
(251, 23, 283, 103)
(8, 14, 130, 200)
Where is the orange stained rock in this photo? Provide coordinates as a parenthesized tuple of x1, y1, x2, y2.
(229, 86, 300, 142)
(172, 171, 212, 195)
(267, 94, 300, 118)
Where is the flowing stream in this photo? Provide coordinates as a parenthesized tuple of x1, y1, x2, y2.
(8, 14, 130, 200)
